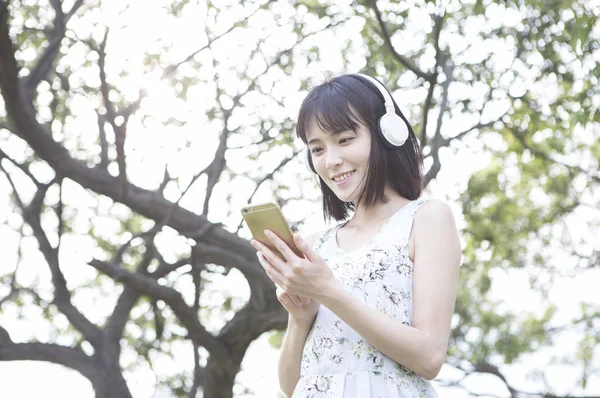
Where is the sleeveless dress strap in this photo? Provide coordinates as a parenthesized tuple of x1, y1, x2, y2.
(312, 225, 337, 253)
(377, 198, 429, 246)
(405, 198, 429, 239)
(411, 198, 429, 215)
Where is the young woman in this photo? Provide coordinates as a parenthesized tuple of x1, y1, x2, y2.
(250, 73, 461, 397)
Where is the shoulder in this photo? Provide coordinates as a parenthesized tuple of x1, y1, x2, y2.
(411, 198, 461, 260)
(411, 199, 459, 241)
(414, 199, 456, 225)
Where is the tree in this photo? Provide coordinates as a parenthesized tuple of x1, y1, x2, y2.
(0, 0, 598, 397)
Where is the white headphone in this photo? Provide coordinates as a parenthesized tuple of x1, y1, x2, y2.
(356, 73, 409, 147)
(303, 73, 409, 173)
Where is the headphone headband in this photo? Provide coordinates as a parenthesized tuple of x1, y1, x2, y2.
(354, 73, 409, 148)
(356, 74, 396, 113)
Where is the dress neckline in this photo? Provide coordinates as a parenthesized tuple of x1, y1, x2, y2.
(333, 200, 415, 255)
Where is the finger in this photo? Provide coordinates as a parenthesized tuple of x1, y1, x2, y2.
(264, 230, 298, 262)
(257, 252, 285, 287)
(288, 291, 310, 306)
(276, 289, 291, 307)
(252, 239, 286, 274)
(276, 288, 301, 307)
(292, 293, 310, 306)
(282, 297, 295, 308)
(277, 287, 307, 306)
(293, 233, 320, 262)
(286, 292, 304, 307)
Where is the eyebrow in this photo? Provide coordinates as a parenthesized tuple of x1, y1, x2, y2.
(307, 130, 354, 146)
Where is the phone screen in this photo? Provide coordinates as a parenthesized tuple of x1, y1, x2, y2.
(241, 203, 301, 260)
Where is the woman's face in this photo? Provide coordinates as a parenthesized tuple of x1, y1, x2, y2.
(306, 118, 372, 204)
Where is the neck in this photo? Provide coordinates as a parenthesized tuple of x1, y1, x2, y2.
(347, 187, 410, 227)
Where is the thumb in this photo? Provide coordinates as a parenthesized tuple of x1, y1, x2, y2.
(294, 233, 319, 262)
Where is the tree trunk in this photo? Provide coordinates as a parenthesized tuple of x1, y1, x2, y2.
(90, 367, 133, 398)
(202, 359, 241, 398)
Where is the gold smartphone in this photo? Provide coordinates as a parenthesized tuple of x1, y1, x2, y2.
(241, 202, 302, 260)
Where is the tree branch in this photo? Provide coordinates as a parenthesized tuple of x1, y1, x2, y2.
(88, 259, 231, 364)
(509, 127, 600, 183)
(189, 241, 269, 286)
(0, 231, 41, 311)
(21, 1, 65, 101)
(90, 29, 143, 178)
(153, 256, 194, 279)
(96, 112, 109, 171)
(104, 240, 156, 351)
(0, 147, 41, 186)
(98, 29, 129, 199)
(424, 61, 453, 186)
(0, 2, 277, 295)
(202, 94, 229, 215)
(202, 296, 287, 395)
(1, 149, 101, 348)
(188, 248, 206, 397)
(22, 0, 84, 101)
(420, 80, 436, 148)
(201, 28, 308, 216)
(442, 79, 508, 147)
(0, 326, 13, 345)
(465, 360, 600, 398)
(22, 181, 103, 346)
(0, 339, 97, 383)
(0, 164, 101, 346)
(65, 0, 85, 21)
(235, 149, 302, 233)
(418, 12, 445, 147)
(443, 118, 499, 147)
(368, 0, 434, 80)
(0, 254, 22, 308)
(162, 0, 275, 79)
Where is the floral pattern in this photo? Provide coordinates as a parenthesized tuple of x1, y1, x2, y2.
(292, 199, 438, 398)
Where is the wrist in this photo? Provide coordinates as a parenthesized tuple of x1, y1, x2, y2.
(288, 315, 313, 331)
(316, 278, 344, 307)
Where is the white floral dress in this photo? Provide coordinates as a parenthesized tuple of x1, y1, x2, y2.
(292, 199, 437, 398)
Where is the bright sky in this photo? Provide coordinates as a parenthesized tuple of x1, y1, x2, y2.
(1, 0, 599, 397)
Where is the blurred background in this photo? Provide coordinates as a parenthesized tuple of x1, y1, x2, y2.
(0, 0, 598, 397)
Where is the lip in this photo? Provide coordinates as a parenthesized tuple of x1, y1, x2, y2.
(331, 170, 355, 185)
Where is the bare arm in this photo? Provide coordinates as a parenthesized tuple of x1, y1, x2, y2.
(318, 200, 461, 379)
(277, 232, 318, 397)
(278, 318, 313, 397)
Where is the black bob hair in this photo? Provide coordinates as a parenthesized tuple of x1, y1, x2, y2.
(295, 74, 423, 222)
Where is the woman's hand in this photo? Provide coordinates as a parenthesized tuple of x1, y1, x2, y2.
(275, 287, 320, 325)
(251, 230, 336, 301)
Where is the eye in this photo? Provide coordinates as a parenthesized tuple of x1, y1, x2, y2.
(339, 137, 354, 144)
(310, 147, 323, 154)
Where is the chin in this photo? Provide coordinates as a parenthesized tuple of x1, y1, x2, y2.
(333, 190, 359, 204)
(326, 177, 363, 203)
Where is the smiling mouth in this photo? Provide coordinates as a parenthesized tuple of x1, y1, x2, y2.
(332, 170, 355, 182)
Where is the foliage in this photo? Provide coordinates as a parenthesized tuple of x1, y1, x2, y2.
(0, 0, 598, 396)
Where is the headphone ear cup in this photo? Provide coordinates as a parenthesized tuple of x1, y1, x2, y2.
(379, 113, 409, 147)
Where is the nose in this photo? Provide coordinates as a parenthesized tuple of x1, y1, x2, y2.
(325, 148, 342, 170)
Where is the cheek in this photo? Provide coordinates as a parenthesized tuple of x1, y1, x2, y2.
(315, 162, 328, 180)
(312, 154, 325, 169)
(316, 162, 335, 185)
(349, 146, 369, 166)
